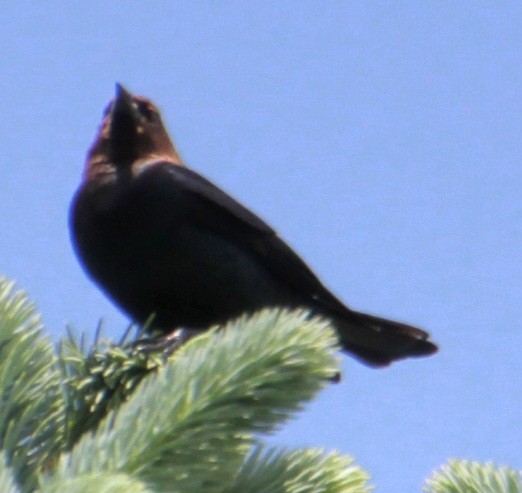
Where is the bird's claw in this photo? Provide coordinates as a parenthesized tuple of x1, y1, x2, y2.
(132, 328, 189, 356)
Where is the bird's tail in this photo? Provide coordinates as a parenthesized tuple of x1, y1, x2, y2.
(333, 310, 438, 367)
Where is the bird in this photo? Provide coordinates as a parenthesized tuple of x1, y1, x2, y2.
(70, 84, 437, 367)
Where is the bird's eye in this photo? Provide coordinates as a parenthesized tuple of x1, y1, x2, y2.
(138, 102, 158, 122)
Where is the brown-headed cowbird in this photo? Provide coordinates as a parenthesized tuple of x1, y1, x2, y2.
(70, 84, 437, 367)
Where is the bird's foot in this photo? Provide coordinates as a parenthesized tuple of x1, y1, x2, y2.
(132, 328, 193, 356)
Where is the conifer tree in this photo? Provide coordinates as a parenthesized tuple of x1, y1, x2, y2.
(0, 276, 519, 492)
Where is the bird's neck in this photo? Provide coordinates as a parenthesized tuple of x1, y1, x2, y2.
(83, 154, 184, 186)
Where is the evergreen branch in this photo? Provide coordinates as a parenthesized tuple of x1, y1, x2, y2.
(224, 446, 372, 493)
(58, 332, 164, 449)
(44, 309, 340, 492)
(0, 278, 65, 492)
(0, 451, 20, 493)
(39, 472, 153, 493)
(424, 460, 521, 493)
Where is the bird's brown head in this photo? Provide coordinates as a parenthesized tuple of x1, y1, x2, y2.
(85, 84, 182, 180)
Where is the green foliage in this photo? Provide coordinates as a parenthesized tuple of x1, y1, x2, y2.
(45, 310, 344, 492)
(0, 275, 518, 492)
(425, 460, 521, 493)
(0, 451, 20, 493)
(0, 275, 373, 492)
(224, 447, 371, 493)
(0, 279, 65, 492)
(59, 332, 164, 449)
(39, 472, 153, 493)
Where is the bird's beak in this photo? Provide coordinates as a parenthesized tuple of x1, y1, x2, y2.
(112, 83, 139, 121)
(115, 82, 131, 100)
(110, 83, 140, 139)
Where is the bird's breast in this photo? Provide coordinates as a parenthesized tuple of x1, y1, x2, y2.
(71, 181, 296, 329)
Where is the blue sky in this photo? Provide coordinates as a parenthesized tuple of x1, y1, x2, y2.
(1, 2, 520, 490)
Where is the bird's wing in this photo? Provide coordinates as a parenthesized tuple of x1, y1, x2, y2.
(145, 161, 351, 316)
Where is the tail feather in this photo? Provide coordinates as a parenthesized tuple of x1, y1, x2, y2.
(333, 311, 438, 367)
